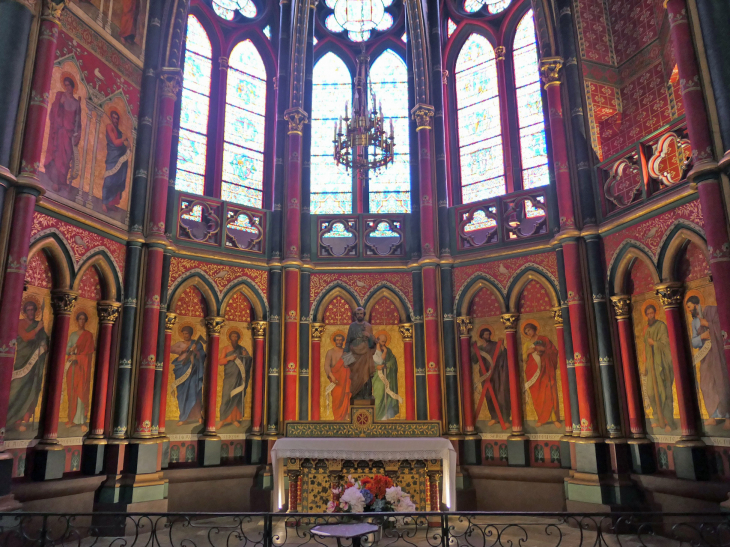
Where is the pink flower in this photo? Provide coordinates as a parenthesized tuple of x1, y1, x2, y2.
(326, 501, 337, 513)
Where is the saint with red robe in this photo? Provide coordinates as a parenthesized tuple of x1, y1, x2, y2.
(324, 332, 350, 421)
(522, 323, 561, 428)
(45, 76, 81, 191)
(65, 311, 95, 432)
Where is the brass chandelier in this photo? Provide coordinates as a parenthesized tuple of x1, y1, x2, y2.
(333, 48, 395, 173)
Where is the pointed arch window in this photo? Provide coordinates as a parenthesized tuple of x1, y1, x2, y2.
(368, 49, 410, 213)
(311, 52, 353, 214)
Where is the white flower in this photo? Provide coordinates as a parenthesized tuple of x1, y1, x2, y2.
(395, 495, 416, 512)
(340, 486, 366, 513)
(385, 486, 403, 504)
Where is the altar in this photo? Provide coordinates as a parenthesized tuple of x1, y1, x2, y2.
(271, 406, 456, 512)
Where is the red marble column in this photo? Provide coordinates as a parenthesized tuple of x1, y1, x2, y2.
(251, 321, 267, 433)
(399, 323, 416, 421)
(656, 283, 699, 439)
(287, 470, 300, 512)
(665, 0, 730, 372)
(158, 313, 176, 435)
(501, 314, 523, 434)
(309, 323, 324, 421)
(610, 296, 645, 437)
(552, 307, 573, 436)
(203, 317, 225, 436)
(422, 266, 443, 421)
(88, 301, 121, 438)
(133, 70, 181, 438)
(456, 317, 475, 433)
(40, 290, 78, 443)
(562, 243, 599, 436)
(283, 268, 300, 422)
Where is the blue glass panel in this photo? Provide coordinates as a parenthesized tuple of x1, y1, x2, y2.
(370, 221, 398, 237)
(447, 19, 456, 37)
(230, 39, 267, 80)
(183, 52, 212, 97)
(519, 122, 547, 169)
(179, 88, 209, 131)
(310, 156, 352, 193)
(212, 0, 256, 18)
(464, 209, 496, 232)
(513, 45, 539, 88)
(457, 97, 502, 146)
(222, 142, 264, 190)
(329, 0, 393, 41)
(515, 83, 544, 127)
(310, 193, 352, 214)
(455, 34, 495, 72)
(221, 184, 263, 207)
(523, 164, 550, 189)
(224, 104, 265, 151)
(263, 26, 271, 39)
(514, 9, 536, 49)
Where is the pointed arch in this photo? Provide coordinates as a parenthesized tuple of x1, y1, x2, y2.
(168, 274, 218, 317)
(27, 236, 73, 290)
(458, 277, 506, 316)
(314, 286, 359, 323)
(310, 51, 353, 214)
(612, 246, 660, 295)
(507, 269, 558, 312)
(73, 252, 120, 301)
(364, 288, 408, 323)
(220, 281, 266, 321)
(659, 227, 710, 283)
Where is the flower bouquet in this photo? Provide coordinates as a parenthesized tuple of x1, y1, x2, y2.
(327, 474, 417, 514)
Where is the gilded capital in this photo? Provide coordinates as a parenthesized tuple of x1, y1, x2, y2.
(50, 290, 78, 315)
(97, 301, 122, 324)
(456, 316, 473, 337)
(551, 306, 563, 327)
(165, 312, 178, 332)
(540, 57, 563, 88)
(610, 295, 631, 319)
(310, 322, 325, 341)
(411, 104, 435, 131)
(204, 316, 226, 335)
(160, 68, 182, 99)
(284, 107, 308, 135)
(252, 320, 267, 339)
(655, 282, 684, 309)
(398, 323, 414, 341)
(42, 0, 66, 20)
(495, 46, 506, 61)
(500, 313, 520, 332)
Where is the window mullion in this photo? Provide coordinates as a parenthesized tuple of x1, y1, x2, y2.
(210, 55, 229, 199)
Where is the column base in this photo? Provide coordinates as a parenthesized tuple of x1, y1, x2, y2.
(82, 439, 107, 475)
(674, 440, 710, 481)
(125, 439, 161, 475)
(564, 472, 640, 506)
(559, 436, 573, 469)
(96, 471, 168, 505)
(92, 499, 169, 536)
(198, 436, 221, 467)
(159, 437, 170, 469)
(104, 440, 127, 475)
(628, 438, 656, 474)
(256, 464, 274, 490)
(507, 436, 529, 467)
(462, 435, 482, 466)
(574, 438, 610, 475)
(31, 444, 66, 481)
(246, 436, 264, 465)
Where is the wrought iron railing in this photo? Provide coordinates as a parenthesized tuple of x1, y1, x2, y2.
(1, 512, 729, 547)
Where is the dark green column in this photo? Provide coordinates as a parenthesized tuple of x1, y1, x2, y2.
(298, 271, 310, 420)
(412, 269, 427, 420)
(266, 267, 282, 433)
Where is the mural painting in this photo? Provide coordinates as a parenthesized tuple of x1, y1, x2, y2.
(6, 253, 55, 440)
(469, 288, 511, 433)
(68, 0, 148, 60)
(319, 297, 355, 421)
(516, 281, 564, 434)
(58, 267, 101, 438)
(166, 286, 208, 436)
(217, 292, 254, 431)
(679, 243, 730, 437)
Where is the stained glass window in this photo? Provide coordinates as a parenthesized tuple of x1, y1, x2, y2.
(463, 0, 512, 14)
(177, 15, 212, 196)
(455, 34, 505, 203)
(513, 10, 548, 189)
(369, 49, 410, 213)
(222, 40, 266, 208)
(263, 25, 271, 39)
(324, 0, 394, 41)
(311, 52, 353, 214)
(211, 0, 256, 20)
(447, 19, 456, 37)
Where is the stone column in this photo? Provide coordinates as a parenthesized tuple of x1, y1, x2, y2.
(456, 316, 475, 433)
(501, 313, 528, 466)
(399, 323, 416, 421)
(159, 312, 177, 436)
(251, 321, 267, 434)
(309, 323, 324, 421)
(199, 316, 224, 466)
(552, 307, 572, 437)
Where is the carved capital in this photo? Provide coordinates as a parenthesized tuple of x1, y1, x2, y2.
(540, 57, 563, 88)
(284, 107, 308, 135)
(456, 316, 473, 337)
(411, 103, 435, 131)
(500, 313, 520, 332)
(310, 322, 325, 341)
(655, 282, 684, 309)
(50, 290, 78, 315)
(204, 316, 226, 335)
(42, 0, 66, 20)
(551, 306, 563, 327)
(495, 46, 506, 61)
(398, 323, 414, 341)
(252, 320, 267, 339)
(610, 295, 631, 319)
(97, 301, 121, 324)
(165, 312, 178, 332)
(160, 68, 183, 99)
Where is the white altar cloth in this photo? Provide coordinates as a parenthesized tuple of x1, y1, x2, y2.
(271, 437, 457, 511)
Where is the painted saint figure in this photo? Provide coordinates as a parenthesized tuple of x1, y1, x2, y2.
(101, 109, 131, 213)
(8, 300, 49, 431)
(217, 330, 251, 429)
(64, 311, 95, 432)
(471, 326, 510, 428)
(170, 326, 206, 426)
(343, 307, 376, 400)
(685, 296, 730, 429)
(45, 76, 82, 191)
(642, 304, 675, 432)
(372, 332, 402, 420)
(121, 0, 140, 44)
(522, 323, 561, 428)
(325, 333, 350, 421)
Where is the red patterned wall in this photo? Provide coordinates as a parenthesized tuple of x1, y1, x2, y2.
(470, 288, 502, 318)
(77, 267, 102, 301)
(310, 272, 413, 306)
(517, 281, 552, 314)
(454, 252, 558, 297)
(628, 260, 656, 295)
(324, 297, 353, 325)
(224, 292, 252, 322)
(678, 242, 711, 283)
(369, 297, 401, 325)
(175, 286, 208, 318)
(169, 257, 268, 298)
(608, 0, 659, 65)
(25, 252, 53, 289)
